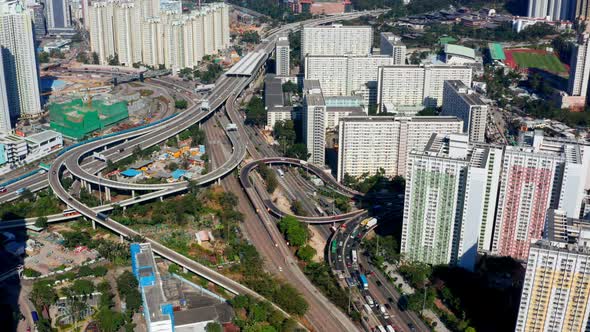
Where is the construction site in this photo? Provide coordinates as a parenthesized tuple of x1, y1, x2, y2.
(49, 97, 129, 140)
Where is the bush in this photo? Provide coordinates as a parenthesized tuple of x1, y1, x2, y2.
(296, 245, 316, 262)
(23, 268, 41, 278)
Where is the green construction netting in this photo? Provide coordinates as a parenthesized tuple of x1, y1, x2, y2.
(49, 98, 128, 139)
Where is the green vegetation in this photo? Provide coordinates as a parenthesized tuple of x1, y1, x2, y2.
(296, 245, 316, 263)
(178, 125, 206, 146)
(104, 144, 160, 173)
(50, 49, 65, 59)
(358, 0, 526, 16)
(91, 52, 100, 65)
(244, 96, 266, 127)
(512, 51, 566, 73)
(227, 0, 311, 23)
(304, 263, 351, 311)
(343, 169, 405, 194)
(277, 215, 308, 247)
(61, 230, 131, 264)
(35, 216, 49, 229)
(38, 51, 50, 63)
(0, 189, 62, 220)
(241, 31, 261, 44)
(175, 98, 188, 109)
(289, 31, 301, 68)
(289, 200, 308, 216)
(76, 52, 89, 64)
(230, 295, 298, 331)
(257, 162, 278, 193)
(273, 120, 309, 160)
(196, 63, 224, 84)
(23, 268, 42, 278)
(95, 279, 136, 332)
(117, 271, 142, 312)
(416, 107, 438, 116)
(282, 81, 299, 94)
(362, 235, 400, 267)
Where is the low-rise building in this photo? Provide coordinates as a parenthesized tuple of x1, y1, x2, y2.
(443, 44, 478, 65)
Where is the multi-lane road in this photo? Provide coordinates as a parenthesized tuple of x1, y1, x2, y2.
(4, 8, 389, 332)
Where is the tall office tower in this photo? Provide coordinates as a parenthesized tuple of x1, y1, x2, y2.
(379, 32, 406, 64)
(45, 0, 74, 35)
(0, 52, 11, 133)
(88, 1, 230, 71)
(567, 33, 590, 97)
(301, 24, 372, 60)
(304, 55, 395, 105)
(275, 36, 290, 76)
(336, 116, 463, 181)
(441, 80, 488, 143)
(528, 0, 575, 20)
(377, 65, 472, 112)
(302, 80, 326, 165)
(400, 134, 502, 269)
(0, 0, 42, 119)
(515, 210, 590, 332)
(27, 3, 46, 40)
(577, 0, 590, 20)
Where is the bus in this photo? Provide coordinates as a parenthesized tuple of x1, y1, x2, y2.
(39, 163, 51, 171)
(63, 209, 80, 217)
(331, 240, 337, 255)
(359, 274, 369, 290)
(276, 169, 284, 177)
(351, 250, 358, 264)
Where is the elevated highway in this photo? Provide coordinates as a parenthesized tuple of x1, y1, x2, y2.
(240, 158, 365, 223)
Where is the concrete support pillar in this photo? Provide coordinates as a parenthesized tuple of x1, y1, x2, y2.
(123, 206, 127, 212)
(160, 196, 163, 202)
(182, 266, 187, 273)
(120, 234, 124, 243)
(105, 187, 111, 201)
(92, 220, 96, 230)
(131, 190, 135, 198)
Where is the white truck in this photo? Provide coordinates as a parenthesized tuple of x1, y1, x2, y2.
(379, 304, 389, 318)
(365, 295, 375, 307)
(365, 218, 378, 228)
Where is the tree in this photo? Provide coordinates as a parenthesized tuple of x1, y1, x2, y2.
(278, 215, 308, 247)
(175, 99, 188, 109)
(72, 279, 95, 295)
(241, 31, 261, 44)
(38, 51, 50, 63)
(107, 53, 120, 66)
(282, 81, 299, 94)
(35, 216, 48, 229)
(50, 49, 65, 59)
(31, 281, 57, 309)
(245, 96, 266, 127)
(296, 245, 316, 262)
(76, 52, 89, 64)
(91, 52, 100, 64)
(205, 322, 223, 332)
(96, 307, 125, 332)
(286, 144, 309, 160)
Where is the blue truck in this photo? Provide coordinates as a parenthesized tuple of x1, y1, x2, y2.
(359, 274, 368, 290)
(31, 311, 39, 322)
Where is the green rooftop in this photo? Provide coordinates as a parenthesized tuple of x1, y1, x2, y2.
(49, 98, 129, 139)
(444, 44, 476, 59)
(488, 43, 506, 61)
(438, 36, 457, 45)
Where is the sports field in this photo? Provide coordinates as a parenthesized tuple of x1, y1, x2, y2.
(505, 49, 568, 74)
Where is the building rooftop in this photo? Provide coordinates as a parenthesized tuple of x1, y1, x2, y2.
(226, 50, 266, 76)
(488, 42, 506, 61)
(264, 76, 285, 108)
(25, 130, 62, 145)
(445, 80, 486, 106)
(444, 44, 476, 59)
(339, 115, 462, 123)
(276, 36, 289, 47)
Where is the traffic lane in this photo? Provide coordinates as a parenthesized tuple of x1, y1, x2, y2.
(360, 256, 428, 332)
